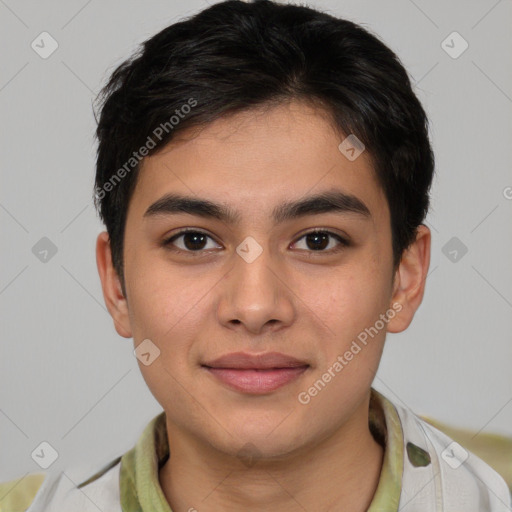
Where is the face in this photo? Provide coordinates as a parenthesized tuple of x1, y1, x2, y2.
(97, 100, 430, 461)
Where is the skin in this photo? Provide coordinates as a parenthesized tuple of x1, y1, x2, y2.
(97, 100, 430, 511)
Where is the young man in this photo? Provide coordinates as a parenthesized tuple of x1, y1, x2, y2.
(2, 0, 511, 510)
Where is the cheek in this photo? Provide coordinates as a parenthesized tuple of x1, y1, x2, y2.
(298, 266, 388, 343)
(128, 265, 208, 411)
(126, 252, 212, 341)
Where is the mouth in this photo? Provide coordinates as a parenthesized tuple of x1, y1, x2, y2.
(201, 352, 310, 394)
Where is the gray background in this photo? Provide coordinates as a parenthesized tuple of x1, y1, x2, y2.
(1, 0, 511, 483)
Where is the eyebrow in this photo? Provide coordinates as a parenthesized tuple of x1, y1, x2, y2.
(143, 189, 371, 224)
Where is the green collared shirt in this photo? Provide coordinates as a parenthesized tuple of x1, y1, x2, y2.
(3, 387, 511, 511)
(118, 387, 403, 511)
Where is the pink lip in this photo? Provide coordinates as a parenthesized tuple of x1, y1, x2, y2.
(203, 351, 308, 369)
(202, 351, 310, 394)
(204, 367, 309, 394)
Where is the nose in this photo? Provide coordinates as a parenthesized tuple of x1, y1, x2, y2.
(216, 239, 295, 336)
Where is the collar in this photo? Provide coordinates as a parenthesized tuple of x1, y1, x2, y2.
(119, 387, 404, 511)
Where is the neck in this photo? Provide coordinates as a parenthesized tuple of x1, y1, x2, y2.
(159, 393, 384, 512)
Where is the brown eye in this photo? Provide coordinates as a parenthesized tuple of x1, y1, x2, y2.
(293, 230, 349, 253)
(163, 230, 221, 253)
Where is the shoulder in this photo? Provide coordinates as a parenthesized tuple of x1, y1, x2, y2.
(419, 414, 512, 491)
(0, 472, 46, 512)
(391, 397, 512, 510)
(1, 456, 123, 512)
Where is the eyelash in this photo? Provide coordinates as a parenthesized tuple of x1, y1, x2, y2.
(162, 228, 350, 256)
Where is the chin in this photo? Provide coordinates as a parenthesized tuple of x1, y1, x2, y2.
(225, 422, 306, 460)
(226, 437, 301, 465)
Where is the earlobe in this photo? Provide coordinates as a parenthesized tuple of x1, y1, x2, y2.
(387, 225, 431, 334)
(96, 232, 132, 338)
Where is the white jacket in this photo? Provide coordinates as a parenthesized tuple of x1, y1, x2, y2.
(24, 397, 512, 511)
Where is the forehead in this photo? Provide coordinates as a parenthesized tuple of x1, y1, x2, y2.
(127, 100, 388, 226)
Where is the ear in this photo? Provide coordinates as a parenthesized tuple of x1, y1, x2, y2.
(387, 224, 431, 333)
(96, 231, 132, 338)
